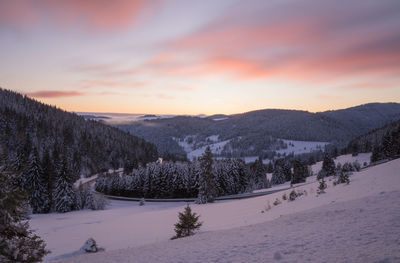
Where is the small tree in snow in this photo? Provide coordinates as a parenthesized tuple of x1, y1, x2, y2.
(172, 205, 202, 239)
(317, 179, 327, 194)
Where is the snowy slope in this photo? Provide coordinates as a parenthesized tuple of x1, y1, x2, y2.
(175, 135, 231, 160)
(276, 139, 328, 156)
(58, 190, 400, 263)
(31, 157, 400, 262)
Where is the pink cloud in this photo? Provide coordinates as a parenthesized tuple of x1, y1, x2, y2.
(159, 0, 400, 83)
(0, 0, 162, 31)
(27, 90, 84, 98)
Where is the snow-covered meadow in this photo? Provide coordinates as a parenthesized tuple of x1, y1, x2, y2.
(30, 154, 400, 262)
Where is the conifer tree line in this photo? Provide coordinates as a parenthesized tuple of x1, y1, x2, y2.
(370, 124, 400, 162)
(0, 88, 158, 177)
(345, 120, 400, 162)
(95, 147, 315, 200)
(0, 146, 107, 214)
(95, 157, 258, 199)
(0, 88, 157, 213)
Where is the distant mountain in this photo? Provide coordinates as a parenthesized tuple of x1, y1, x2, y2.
(0, 88, 158, 176)
(116, 103, 400, 159)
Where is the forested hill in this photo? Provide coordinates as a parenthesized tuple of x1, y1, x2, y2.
(345, 119, 400, 157)
(117, 103, 400, 158)
(0, 88, 158, 177)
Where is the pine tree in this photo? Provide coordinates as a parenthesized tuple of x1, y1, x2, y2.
(24, 148, 50, 213)
(291, 159, 309, 184)
(321, 153, 335, 177)
(172, 204, 202, 239)
(252, 157, 268, 189)
(42, 149, 56, 210)
(54, 159, 76, 213)
(271, 160, 287, 185)
(0, 172, 50, 262)
(198, 147, 216, 204)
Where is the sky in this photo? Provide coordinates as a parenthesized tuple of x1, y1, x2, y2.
(0, 0, 399, 115)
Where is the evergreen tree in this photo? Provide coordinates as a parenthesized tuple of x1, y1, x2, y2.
(24, 148, 50, 213)
(251, 157, 268, 189)
(41, 149, 56, 211)
(321, 153, 335, 177)
(271, 164, 286, 185)
(172, 204, 202, 239)
(54, 159, 76, 213)
(0, 172, 50, 262)
(197, 147, 217, 204)
(291, 159, 309, 184)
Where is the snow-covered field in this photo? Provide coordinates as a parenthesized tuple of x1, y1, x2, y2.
(175, 135, 231, 160)
(31, 156, 400, 262)
(277, 139, 329, 156)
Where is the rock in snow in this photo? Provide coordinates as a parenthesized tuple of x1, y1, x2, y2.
(80, 238, 103, 253)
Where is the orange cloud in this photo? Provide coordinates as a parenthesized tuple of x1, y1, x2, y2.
(27, 90, 84, 98)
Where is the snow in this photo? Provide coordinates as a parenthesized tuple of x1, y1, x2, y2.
(31, 156, 400, 262)
(212, 117, 228, 121)
(276, 139, 329, 156)
(74, 175, 98, 188)
(175, 135, 230, 160)
(59, 190, 400, 263)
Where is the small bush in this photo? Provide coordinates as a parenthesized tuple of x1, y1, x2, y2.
(334, 171, 350, 185)
(273, 198, 281, 206)
(89, 193, 108, 210)
(139, 198, 145, 206)
(317, 179, 327, 194)
(282, 193, 287, 201)
(289, 190, 298, 201)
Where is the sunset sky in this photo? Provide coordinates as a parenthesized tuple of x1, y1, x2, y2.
(0, 0, 399, 115)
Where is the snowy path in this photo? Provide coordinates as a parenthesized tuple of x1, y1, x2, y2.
(58, 190, 400, 263)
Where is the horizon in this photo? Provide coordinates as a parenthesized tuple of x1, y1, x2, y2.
(73, 101, 400, 117)
(1, 0, 400, 115)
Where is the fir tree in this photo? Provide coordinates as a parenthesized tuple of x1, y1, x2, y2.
(291, 159, 309, 184)
(198, 147, 217, 204)
(24, 148, 50, 213)
(320, 153, 335, 178)
(251, 157, 268, 189)
(0, 172, 50, 262)
(172, 204, 202, 239)
(271, 160, 286, 185)
(41, 149, 56, 210)
(54, 159, 76, 213)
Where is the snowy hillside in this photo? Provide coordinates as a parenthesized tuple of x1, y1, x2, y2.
(30, 156, 400, 262)
(174, 135, 231, 160)
(175, 135, 328, 162)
